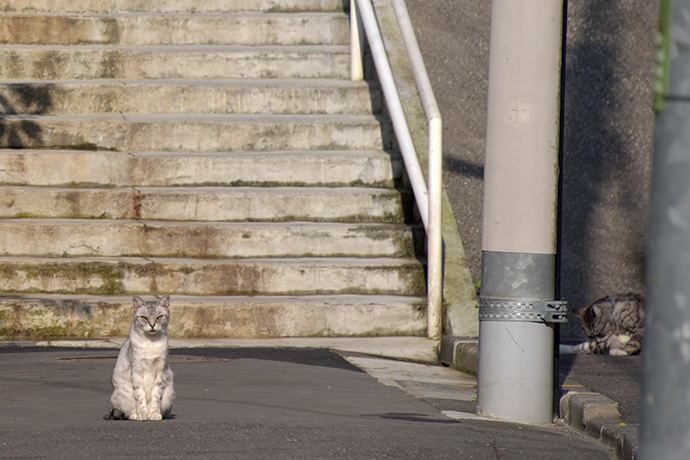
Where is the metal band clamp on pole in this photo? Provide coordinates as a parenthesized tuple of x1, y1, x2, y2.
(479, 300, 568, 323)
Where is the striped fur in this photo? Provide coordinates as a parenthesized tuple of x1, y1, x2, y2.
(575, 293, 645, 356)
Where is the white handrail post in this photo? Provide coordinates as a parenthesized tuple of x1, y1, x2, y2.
(427, 115, 443, 339)
(354, 0, 443, 339)
(390, 0, 443, 339)
(350, 0, 364, 81)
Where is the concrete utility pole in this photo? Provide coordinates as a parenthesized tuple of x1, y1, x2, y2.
(640, 1, 690, 458)
(477, 0, 567, 424)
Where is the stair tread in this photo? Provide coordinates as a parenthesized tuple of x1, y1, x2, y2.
(0, 218, 412, 227)
(0, 44, 350, 51)
(0, 0, 349, 13)
(0, 113, 381, 122)
(0, 185, 406, 222)
(0, 148, 392, 155)
(0, 79, 381, 115)
(0, 294, 427, 338)
(0, 77, 376, 87)
(0, 13, 349, 46)
(0, 184, 399, 192)
(0, 255, 423, 264)
(0, 11, 347, 17)
(0, 45, 351, 80)
(0, 114, 390, 151)
(0, 149, 401, 188)
(0, 293, 426, 303)
(0, 115, 389, 154)
(0, 256, 426, 297)
(0, 219, 418, 258)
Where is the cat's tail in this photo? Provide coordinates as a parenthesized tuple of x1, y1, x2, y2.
(103, 407, 127, 420)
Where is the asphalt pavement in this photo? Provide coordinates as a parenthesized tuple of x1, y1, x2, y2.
(0, 345, 615, 460)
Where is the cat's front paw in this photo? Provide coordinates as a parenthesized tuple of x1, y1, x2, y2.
(609, 348, 629, 356)
(133, 411, 149, 421)
(149, 413, 163, 421)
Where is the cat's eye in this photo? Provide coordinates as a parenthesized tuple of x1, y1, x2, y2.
(156, 315, 164, 322)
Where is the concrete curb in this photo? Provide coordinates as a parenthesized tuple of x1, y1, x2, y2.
(440, 336, 638, 460)
(560, 392, 638, 460)
(439, 335, 478, 375)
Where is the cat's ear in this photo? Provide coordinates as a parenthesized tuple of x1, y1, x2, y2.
(133, 296, 145, 310)
(159, 294, 170, 311)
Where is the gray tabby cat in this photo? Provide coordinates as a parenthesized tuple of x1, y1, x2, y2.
(574, 293, 645, 356)
(104, 295, 175, 421)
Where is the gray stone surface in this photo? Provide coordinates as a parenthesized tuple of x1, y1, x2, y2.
(0, 0, 427, 340)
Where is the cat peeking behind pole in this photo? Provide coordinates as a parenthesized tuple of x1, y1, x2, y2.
(104, 295, 175, 421)
(573, 293, 645, 356)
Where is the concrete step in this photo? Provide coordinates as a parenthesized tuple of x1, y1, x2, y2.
(0, 0, 427, 341)
(0, 257, 426, 296)
(0, 150, 401, 188)
(0, 186, 407, 222)
(0, 45, 350, 80)
(0, 13, 349, 46)
(0, 0, 349, 14)
(0, 79, 381, 115)
(0, 294, 427, 339)
(0, 219, 419, 258)
(0, 114, 391, 152)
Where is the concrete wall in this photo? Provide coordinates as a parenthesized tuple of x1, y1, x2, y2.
(406, 0, 659, 340)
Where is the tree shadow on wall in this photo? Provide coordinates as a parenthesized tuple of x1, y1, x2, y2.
(0, 84, 51, 148)
(560, 1, 654, 341)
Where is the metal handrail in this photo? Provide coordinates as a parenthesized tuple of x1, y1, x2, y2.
(350, 0, 443, 339)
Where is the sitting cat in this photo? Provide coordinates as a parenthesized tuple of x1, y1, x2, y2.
(104, 295, 175, 421)
(574, 293, 645, 356)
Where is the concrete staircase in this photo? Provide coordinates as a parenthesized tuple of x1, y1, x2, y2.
(0, 0, 428, 339)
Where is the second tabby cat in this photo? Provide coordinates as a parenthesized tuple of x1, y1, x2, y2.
(574, 293, 645, 356)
